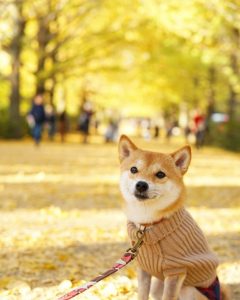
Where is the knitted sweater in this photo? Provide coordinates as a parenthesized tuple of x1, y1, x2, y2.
(127, 208, 219, 288)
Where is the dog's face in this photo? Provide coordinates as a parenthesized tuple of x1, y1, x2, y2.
(118, 135, 191, 223)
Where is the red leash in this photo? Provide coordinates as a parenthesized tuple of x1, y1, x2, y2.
(56, 227, 146, 300)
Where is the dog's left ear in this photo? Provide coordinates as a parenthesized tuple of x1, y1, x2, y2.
(171, 145, 191, 175)
(118, 135, 138, 162)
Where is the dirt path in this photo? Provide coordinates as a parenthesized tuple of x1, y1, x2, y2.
(0, 139, 239, 299)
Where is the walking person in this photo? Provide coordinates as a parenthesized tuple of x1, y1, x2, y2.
(45, 104, 56, 141)
(59, 109, 68, 143)
(193, 110, 206, 149)
(78, 101, 93, 143)
(27, 94, 46, 146)
(105, 119, 119, 143)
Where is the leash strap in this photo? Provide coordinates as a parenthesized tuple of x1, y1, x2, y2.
(56, 227, 146, 300)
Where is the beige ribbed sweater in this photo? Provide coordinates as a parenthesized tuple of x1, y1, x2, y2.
(127, 208, 218, 288)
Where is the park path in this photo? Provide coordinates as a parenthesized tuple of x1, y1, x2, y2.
(0, 139, 239, 299)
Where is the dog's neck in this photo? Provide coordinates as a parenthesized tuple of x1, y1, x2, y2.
(125, 195, 185, 225)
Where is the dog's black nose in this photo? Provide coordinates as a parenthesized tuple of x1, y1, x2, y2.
(136, 181, 149, 193)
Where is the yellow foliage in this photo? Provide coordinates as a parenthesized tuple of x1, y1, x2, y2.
(0, 139, 239, 299)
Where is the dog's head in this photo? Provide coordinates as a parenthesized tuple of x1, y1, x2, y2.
(118, 135, 191, 223)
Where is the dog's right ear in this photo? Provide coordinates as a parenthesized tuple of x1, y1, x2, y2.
(118, 135, 137, 162)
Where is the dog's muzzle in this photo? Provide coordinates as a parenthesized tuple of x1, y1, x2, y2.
(135, 181, 149, 200)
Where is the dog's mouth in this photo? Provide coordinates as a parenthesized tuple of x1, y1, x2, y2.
(134, 191, 149, 201)
(134, 191, 159, 201)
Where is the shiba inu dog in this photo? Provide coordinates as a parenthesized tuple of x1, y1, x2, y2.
(118, 135, 230, 300)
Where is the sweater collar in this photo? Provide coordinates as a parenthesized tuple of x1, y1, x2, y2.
(130, 207, 186, 244)
(139, 217, 164, 227)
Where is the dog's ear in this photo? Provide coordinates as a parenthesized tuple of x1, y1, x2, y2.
(171, 145, 191, 175)
(118, 135, 137, 162)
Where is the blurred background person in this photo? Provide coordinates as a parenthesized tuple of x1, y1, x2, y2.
(77, 101, 94, 143)
(141, 118, 151, 140)
(165, 118, 178, 142)
(193, 109, 206, 149)
(105, 118, 119, 143)
(58, 109, 68, 143)
(27, 94, 46, 146)
(45, 104, 56, 141)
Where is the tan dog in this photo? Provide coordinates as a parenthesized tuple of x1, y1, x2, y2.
(118, 135, 230, 300)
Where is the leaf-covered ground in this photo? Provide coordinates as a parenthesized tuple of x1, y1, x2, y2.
(0, 137, 239, 300)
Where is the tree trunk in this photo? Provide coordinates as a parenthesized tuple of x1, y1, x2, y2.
(192, 77, 199, 107)
(228, 28, 239, 121)
(48, 77, 56, 105)
(206, 66, 215, 120)
(8, 2, 25, 138)
(48, 50, 58, 105)
(35, 17, 51, 96)
(228, 53, 238, 120)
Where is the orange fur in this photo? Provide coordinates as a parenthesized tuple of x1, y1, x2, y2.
(118, 135, 231, 300)
(221, 284, 231, 300)
(119, 135, 191, 222)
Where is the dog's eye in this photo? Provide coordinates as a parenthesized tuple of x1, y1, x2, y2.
(156, 171, 166, 179)
(130, 166, 138, 174)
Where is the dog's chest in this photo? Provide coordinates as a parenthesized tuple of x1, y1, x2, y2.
(137, 242, 165, 280)
(127, 208, 219, 286)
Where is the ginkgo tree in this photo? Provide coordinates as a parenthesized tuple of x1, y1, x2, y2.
(0, 0, 239, 141)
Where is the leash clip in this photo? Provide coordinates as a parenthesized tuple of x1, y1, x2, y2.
(127, 227, 146, 257)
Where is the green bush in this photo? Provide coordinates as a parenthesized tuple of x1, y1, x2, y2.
(207, 120, 240, 152)
(0, 109, 28, 139)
